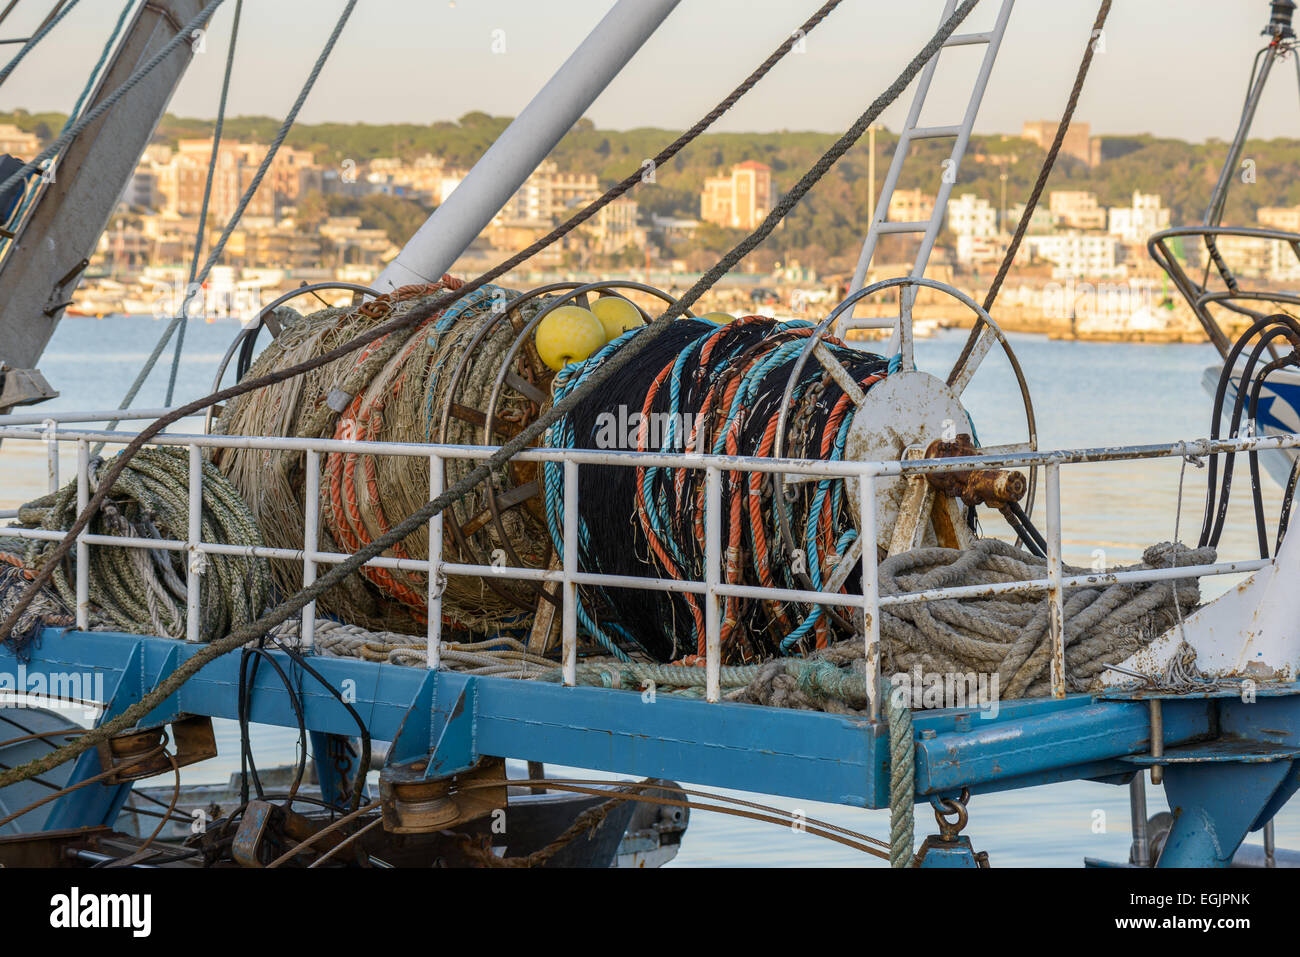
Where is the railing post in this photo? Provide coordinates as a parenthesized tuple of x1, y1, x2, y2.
(43, 418, 57, 493)
(75, 438, 88, 631)
(427, 453, 444, 670)
(859, 469, 881, 721)
(562, 459, 579, 687)
(705, 465, 721, 703)
(1045, 461, 1065, 698)
(186, 444, 203, 644)
(302, 449, 320, 650)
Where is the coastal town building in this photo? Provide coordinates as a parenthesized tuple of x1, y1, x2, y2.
(1257, 205, 1300, 233)
(1025, 232, 1123, 278)
(700, 161, 773, 230)
(0, 123, 40, 158)
(946, 194, 998, 238)
(956, 234, 1010, 265)
(588, 195, 644, 256)
(887, 187, 935, 223)
(1008, 201, 1056, 234)
(1107, 191, 1171, 243)
(1049, 190, 1107, 230)
(131, 140, 318, 221)
(499, 159, 599, 222)
(1022, 119, 1101, 166)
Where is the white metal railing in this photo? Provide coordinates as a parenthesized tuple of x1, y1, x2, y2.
(1, 410, 1296, 720)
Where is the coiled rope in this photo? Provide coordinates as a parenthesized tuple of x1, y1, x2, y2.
(543, 315, 887, 663)
(12, 447, 270, 643)
(524, 536, 1208, 710)
(269, 618, 553, 678)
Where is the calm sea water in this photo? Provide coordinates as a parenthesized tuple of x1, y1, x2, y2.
(2, 315, 1292, 867)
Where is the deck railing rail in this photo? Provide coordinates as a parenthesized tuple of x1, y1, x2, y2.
(1, 409, 1295, 719)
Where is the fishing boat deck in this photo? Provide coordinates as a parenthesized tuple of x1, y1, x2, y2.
(2, 414, 1298, 825)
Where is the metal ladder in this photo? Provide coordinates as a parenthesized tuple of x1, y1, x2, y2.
(839, 0, 1016, 361)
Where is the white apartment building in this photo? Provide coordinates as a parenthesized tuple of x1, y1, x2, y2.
(956, 234, 1009, 265)
(1025, 232, 1124, 278)
(1107, 191, 1171, 243)
(947, 193, 998, 239)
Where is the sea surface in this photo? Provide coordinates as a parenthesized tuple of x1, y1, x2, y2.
(1, 314, 1293, 866)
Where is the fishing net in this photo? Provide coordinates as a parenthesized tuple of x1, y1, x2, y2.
(214, 279, 561, 637)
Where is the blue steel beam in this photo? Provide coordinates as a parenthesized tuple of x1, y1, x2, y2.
(913, 697, 1215, 796)
(0, 628, 1247, 824)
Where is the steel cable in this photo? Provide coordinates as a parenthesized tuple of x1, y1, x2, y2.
(0, 0, 81, 90)
(164, 0, 244, 407)
(105, 0, 354, 435)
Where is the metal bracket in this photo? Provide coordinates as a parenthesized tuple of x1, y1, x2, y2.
(913, 833, 989, 868)
(231, 799, 344, 867)
(378, 673, 509, 833)
(379, 755, 507, 834)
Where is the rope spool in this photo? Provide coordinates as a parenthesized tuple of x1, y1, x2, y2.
(544, 315, 888, 663)
(13, 447, 270, 642)
(214, 277, 688, 639)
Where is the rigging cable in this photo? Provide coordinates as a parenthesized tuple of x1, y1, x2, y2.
(1199, 314, 1300, 555)
(0, 0, 136, 259)
(0, 0, 80, 90)
(105, 0, 355, 436)
(0, 0, 224, 197)
(0, 0, 981, 790)
(164, 0, 243, 407)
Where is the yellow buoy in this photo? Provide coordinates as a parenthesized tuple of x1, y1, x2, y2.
(591, 295, 645, 342)
(535, 305, 607, 371)
(701, 311, 737, 325)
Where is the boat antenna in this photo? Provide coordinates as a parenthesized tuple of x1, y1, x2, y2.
(1204, 0, 1298, 227)
(1267, 0, 1296, 40)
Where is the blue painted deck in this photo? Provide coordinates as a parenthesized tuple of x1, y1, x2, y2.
(5, 627, 1300, 867)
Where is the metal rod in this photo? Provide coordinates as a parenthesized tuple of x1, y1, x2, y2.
(0, 407, 182, 426)
(8, 424, 1300, 476)
(1128, 774, 1150, 867)
(1045, 462, 1065, 698)
(75, 438, 88, 631)
(0, 516, 1264, 610)
(43, 417, 57, 492)
(1205, 45, 1276, 227)
(186, 443, 202, 643)
(1149, 698, 1164, 785)
(375, 0, 681, 290)
(860, 471, 881, 721)
(428, 453, 444, 670)
(562, 459, 579, 686)
(302, 449, 319, 649)
(705, 464, 721, 703)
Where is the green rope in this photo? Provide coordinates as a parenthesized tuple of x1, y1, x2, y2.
(16, 447, 271, 642)
(885, 680, 915, 868)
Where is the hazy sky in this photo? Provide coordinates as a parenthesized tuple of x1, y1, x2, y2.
(2, 0, 1298, 142)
